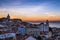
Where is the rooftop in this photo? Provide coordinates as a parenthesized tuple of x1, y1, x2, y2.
(0, 33, 16, 39)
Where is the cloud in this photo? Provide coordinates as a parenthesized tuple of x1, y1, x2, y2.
(0, 4, 48, 16)
(0, 0, 51, 8)
(45, 12, 56, 17)
(0, 0, 59, 18)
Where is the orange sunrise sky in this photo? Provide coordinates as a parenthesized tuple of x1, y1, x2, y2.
(0, 0, 60, 21)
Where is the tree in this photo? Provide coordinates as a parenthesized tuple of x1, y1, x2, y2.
(36, 36, 42, 40)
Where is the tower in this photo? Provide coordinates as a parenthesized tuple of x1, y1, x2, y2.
(7, 14, 10, 19)
(6, 14, 10, 21)
(46, 20, 49, 26)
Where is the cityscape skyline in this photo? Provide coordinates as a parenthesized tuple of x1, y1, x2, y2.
(0, 0, 60, 21)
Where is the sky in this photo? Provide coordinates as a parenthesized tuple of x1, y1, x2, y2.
(0, 0, 60, 21)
